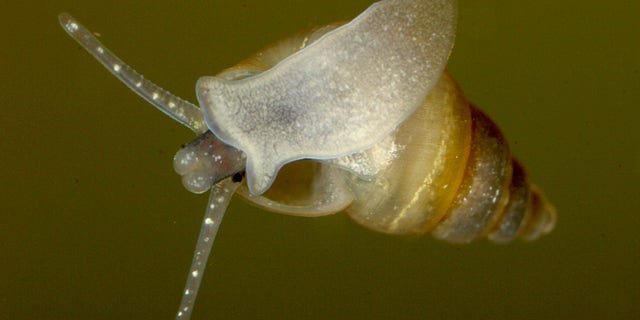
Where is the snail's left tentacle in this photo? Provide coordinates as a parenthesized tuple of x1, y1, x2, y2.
(58, 13, 206, 133)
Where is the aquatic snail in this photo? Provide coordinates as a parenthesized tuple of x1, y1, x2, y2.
(59, 0, 556, 319)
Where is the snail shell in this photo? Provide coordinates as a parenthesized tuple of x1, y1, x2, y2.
(218, 21, 556, 244)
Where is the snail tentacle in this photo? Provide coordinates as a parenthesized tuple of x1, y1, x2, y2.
(58, 13, 206, 133)
(175, 177, 240, 320)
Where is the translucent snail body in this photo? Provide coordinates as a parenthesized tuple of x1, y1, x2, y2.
(59, 0, 555, 319)
(229, 27, 556, 243)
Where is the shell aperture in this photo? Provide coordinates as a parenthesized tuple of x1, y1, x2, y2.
(196, 0, 457, 195)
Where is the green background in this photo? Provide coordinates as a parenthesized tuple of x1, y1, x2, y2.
(3, 0, 638, 319)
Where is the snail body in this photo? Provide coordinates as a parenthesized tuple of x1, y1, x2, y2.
(225, 26, 555, 243)
(59, 0, 556, 319)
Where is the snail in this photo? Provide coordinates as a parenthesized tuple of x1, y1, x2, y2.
(59, 0, 556, 319)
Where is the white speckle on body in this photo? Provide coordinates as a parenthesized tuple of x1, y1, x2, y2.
(96, 46, 104, 54)
(135, 82, 142, 88)
(68, 22, 78, 31)
(191, 270, 199, 278)
(185, 289, 191, 295)
(205, 218, 214, 225)
(113, 64, 121, 72)
(169, 101, 176, 109)
(152, 92, 159, 100)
